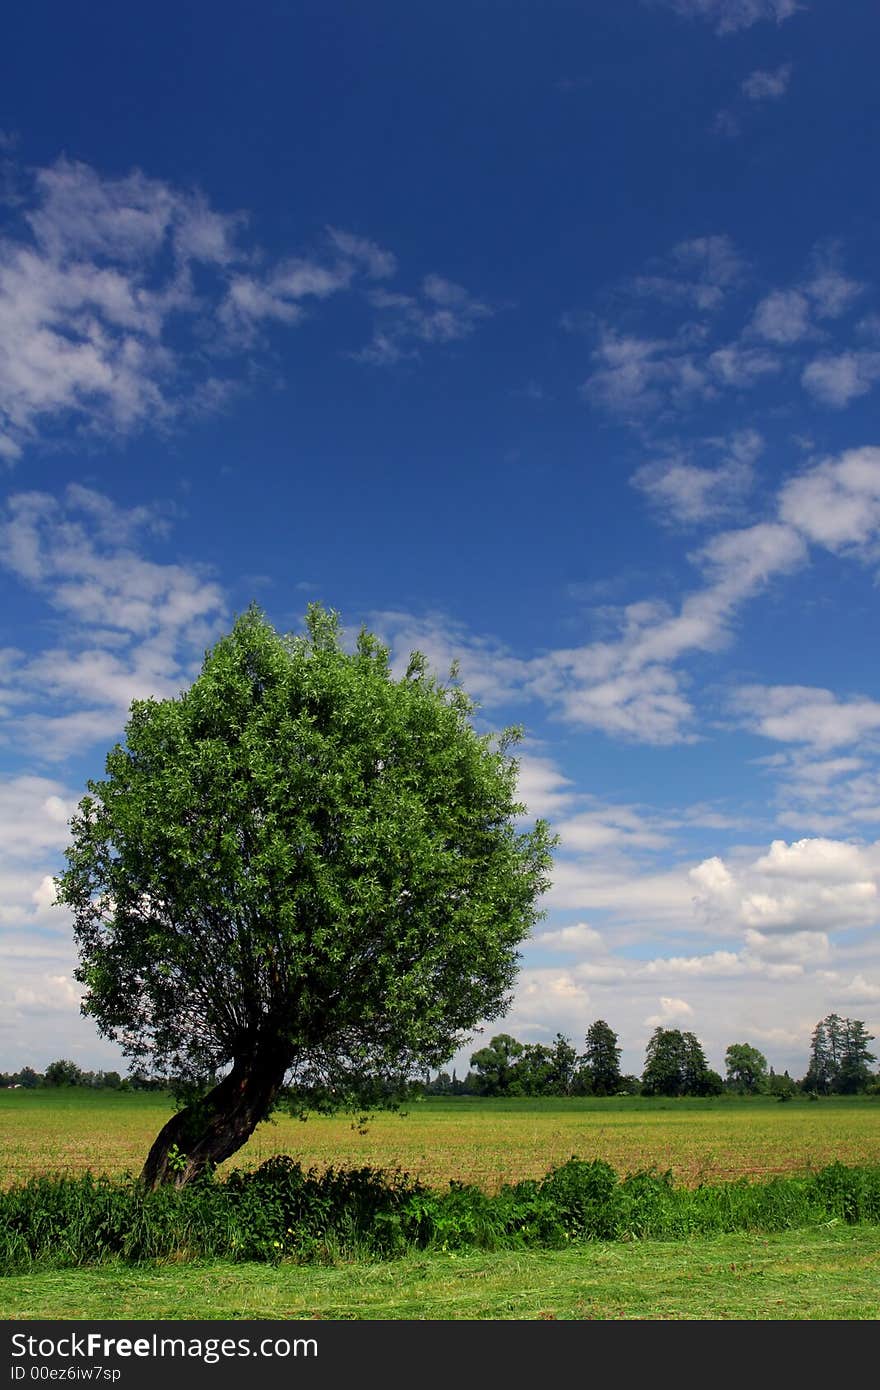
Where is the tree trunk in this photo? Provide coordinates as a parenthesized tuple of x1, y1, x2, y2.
(140, 1050, 290, 1189)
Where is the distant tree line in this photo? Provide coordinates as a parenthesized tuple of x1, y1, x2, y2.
(0, 1061, 162, 1091)
(423, 1013, 877, 1098)
(4, 1014, 876, 1099)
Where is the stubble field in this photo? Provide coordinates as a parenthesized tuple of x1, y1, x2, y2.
(2, 1089, 878, 1190)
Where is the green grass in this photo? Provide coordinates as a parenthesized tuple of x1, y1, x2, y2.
(3, 1227, 879, 1320)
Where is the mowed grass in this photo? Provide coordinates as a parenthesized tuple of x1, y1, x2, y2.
(3, 1227, 879, 1320)
(2, 1090, 878, 1190)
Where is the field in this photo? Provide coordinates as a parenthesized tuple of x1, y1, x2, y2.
(2, 1089, 879, 1190)
(2, 1090, 879, 1320)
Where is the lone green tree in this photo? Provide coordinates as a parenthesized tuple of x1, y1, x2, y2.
(55, 605, 555, 1187)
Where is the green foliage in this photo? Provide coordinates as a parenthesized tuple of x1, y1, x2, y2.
(725, 1043, 768, 1094)
(43, 1059, 84, 1088)
(53, 604, 555, 1164)
(641, 1027, 715, 1097)
(804, 1015, 876, 1095)
(3, 1156, 880, 1274)
(582, 1020, 622, 1096)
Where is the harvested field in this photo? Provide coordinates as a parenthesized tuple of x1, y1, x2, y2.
(2, 1090, 878, 1191)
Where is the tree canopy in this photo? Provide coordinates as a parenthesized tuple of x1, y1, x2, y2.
(582, 1019, 622, 1096)
(55, 604, 555, 1185)
(641, 1027, 721, 1097)
(724, 1043, 768, 1094)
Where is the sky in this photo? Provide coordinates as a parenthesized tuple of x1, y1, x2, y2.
(1, 0, 879, 1082)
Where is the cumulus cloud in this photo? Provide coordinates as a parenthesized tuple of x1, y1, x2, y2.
(778, 446, 880, 551)
(580, 238, 869, 427)
(644, 996, 693, 1026)
(691, 837, 880, 935)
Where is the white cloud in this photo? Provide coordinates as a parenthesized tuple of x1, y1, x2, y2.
(632, 429, 761, 525)
(690, 838, 880, 934)
(324, 227, 397, 281)
(555, 805, 672, 854)
(531, 921, 605, 953)
(750, 289, 811, 344)
(0, 484, 227, 759)
(514, 752, 578, 820)
(778, 446, 880, 551)
(644, 996, 693, 1026)
(0, 156, 404, 458)
(806, 267, 864, 320)
(753, 837, 876, 881)
(734, 685, 880, 752)
(582, 328, 709, 416)
(741, 63, 792, 101)
(801, 352, 880, 407)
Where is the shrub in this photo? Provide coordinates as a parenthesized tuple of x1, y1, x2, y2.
(2, 1157, 879, 1274)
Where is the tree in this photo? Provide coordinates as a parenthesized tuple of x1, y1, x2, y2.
(548, 1033, 580, 1096)
(641, 1027, 714, 1097)
(724, 1043, 768, 1094)
(804, 1017, 832, 1093)
(469, 1034, 525, 1095)
(582, 1020, 622, 1096)
(55, 605, 555, 1187)
(803, 1014, 874, 1094)
(838, 1020, 876, 1094)
(43, 1058, 84, 1087)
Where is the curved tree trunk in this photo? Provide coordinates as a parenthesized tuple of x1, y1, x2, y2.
(140, 1050, 290, 1189)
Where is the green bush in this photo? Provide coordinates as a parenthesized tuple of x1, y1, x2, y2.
(2, 1157, 880, 1274)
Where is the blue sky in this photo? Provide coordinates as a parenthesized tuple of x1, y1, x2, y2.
(2, 0, 880, 1080)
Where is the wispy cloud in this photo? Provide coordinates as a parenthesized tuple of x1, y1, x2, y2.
(734, 685, 880, 752)
(0, 156, 465, 459)
(579, 239, 873, 422)
(741, 63, 792, 101)
(632, 429, 762, 526)
(650, 0, 801, 35)
(355, 274, 493, 365)
(631, 235, 745, 313)
(0, 484, 227, 760)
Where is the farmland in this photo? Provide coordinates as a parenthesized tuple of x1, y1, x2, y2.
(2, 1090, 879, 1320)
(2, 1089, 878, 1191)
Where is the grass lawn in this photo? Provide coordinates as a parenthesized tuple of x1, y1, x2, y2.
(3, 1226, 879, 1320)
